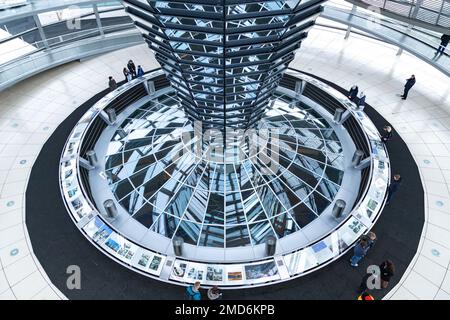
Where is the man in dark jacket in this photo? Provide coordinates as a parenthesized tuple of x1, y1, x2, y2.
(436, 34, 450, 56)
(387, 174, 402, 204)
(348, 85, 358, 101)
(401, 75, 415, 100)
(108, 76, 117, 92)
(127, 60, 137, 78)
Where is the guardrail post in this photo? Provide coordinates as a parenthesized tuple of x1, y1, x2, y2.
(333, 108, 344, 123)
(145, 80, 155, 95)
(103, 199, 118, 219)
(266, 236, 277, 256)
(332, 199, 346, 218)
(93, 4, 104, 37)
(352, 150, 364, 167)
(33, 15, 49, 49)
(79, 150, 98, 170)
(86, 150, 98, 167)
(295, 80, 305, 96)
(345, 5, 357, 39)
(173, 237, 184, 256)
(106, 108, 117, 124)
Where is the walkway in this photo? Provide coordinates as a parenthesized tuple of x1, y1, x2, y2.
(321, 5, 450, 77)
(0, 26, 449, 299)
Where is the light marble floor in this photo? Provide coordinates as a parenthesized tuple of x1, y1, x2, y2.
(0, 26, 449, 299)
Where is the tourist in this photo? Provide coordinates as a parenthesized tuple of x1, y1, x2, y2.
(401, 75, 416, 100)
(128, 59, 137, 78)
(387, 174, 402, 204)
(185, 281, 202, 300)
(123, 67, 130, 82)
(380, 260, 395, 289)
(348, 85, 359, 101)
(357, 91, 366, 108)
(436, 34, 450, 56)
(207, 286, 222, 300)
(108, 76, 117, 91)
(137, 65, 145, 77)
(381, 125, 393, 143)
(350, 237, 370, 267)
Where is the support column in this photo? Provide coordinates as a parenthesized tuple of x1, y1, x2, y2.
(344, 5, 357, 40)
(397, 24, 413, 56)
(33, 14, 49, 49)
(93, 4, 104, 37)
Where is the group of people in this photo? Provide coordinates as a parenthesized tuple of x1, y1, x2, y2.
(346, 83, 405, 301)
(107, 59, 145, 92)
(186, 282, 222, 300)
(123, 59, 145, 82)
(349, 74, 416, 106)
(350, 231, 396, 300)
(347, 85, 366, 108)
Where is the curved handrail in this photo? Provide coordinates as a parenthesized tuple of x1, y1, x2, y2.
(0, 22, 136, 69)
(58, 70, 391, 288)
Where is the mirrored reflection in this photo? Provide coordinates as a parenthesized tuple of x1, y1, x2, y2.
(104, 90, 347, 248)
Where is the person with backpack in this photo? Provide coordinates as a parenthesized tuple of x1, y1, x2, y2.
(137, 65, 145, 77)
(185, 281, 202, 300)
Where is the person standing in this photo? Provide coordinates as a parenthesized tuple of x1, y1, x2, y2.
(387, 174, 402, 204)
(367, 231, 377, 249)
(128, 59, 137, 78)
(348, 85, 359, 101)
(350, 237, 370, 267)
(357, 91, 366, 108)
(137, 65, 145, 77)
(381, 125, 393, 143)
(108, 76, 117, 92)
(379, 260, 395, 289)
(207, 286, 222, 300)
(401, 75, 416, 100)
(185, 281, 202, 300)
(436, 34, 450, 56)
(123, 67, 130, 82)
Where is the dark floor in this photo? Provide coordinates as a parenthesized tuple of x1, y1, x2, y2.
(26, 72, 424, 300)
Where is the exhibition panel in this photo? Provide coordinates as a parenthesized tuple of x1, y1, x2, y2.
(59, 69, 390, 288)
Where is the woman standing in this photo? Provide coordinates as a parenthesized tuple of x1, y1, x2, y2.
(379, 260, 395, 289)
(123, 67, 130, 82)
(350, 237, 370, 267)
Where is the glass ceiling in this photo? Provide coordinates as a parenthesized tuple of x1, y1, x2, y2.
(104, 90, 345, 248)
